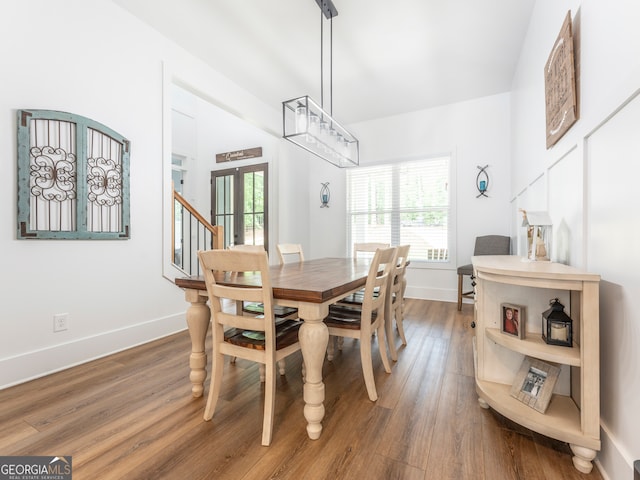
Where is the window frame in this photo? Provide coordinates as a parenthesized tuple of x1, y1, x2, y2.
(17, 109, 130, 240)
(346, 154, 456, 269)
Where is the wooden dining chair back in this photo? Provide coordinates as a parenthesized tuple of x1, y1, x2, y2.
(229, 244, 297, 319)
(337, 242, 391, 306)
(229, 244, 265, 252)
(277, 243, 305, 264)
(388, 244, 411, 361)
(324, 246, 397, 401)
(353, 242, 390, 260)
(197, 249, 302, 446)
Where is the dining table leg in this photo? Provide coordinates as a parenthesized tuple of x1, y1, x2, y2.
(297, 303, 330, 440)
(184, 289, 210, 398)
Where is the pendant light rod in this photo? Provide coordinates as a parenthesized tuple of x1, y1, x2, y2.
(330, 15, 333, 116)
(315, 0, 338, 19)
(317, 0, 337, 112)
(320, 11, 324, 110)
(319, 9, 334, 115)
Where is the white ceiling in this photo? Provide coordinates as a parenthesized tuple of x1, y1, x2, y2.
(113, 0, 535, 125)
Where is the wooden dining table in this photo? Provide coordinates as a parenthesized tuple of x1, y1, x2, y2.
(174, 256, 386, 440)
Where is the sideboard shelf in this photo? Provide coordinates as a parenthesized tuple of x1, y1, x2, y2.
(485, 327, 581, 366)
(472, 255, 600, 474)
(475, 374, 594, 447)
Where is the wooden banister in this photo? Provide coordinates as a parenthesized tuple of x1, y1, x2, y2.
(172, 189, 223, 274)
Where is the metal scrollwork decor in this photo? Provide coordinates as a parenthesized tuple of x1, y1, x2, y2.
(476, 165, 489, 198)
(17, 110, 130, 239)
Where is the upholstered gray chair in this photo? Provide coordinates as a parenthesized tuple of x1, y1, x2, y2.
(457, 235, 511, 310)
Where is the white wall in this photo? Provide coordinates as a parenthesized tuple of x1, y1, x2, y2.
(0, 0, 282, 388)
(307, 152, 348, 259)
(510, 1, 640, 478)
(275, 142, 312, 257)
(312, 93, 514, 301)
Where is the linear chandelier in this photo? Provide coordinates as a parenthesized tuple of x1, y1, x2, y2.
(282, 0, 359, 168)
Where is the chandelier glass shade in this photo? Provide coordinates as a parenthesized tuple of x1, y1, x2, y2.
(283, 95, 359, 168)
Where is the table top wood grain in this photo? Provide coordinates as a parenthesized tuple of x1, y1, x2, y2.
(175, 257, 371, 304)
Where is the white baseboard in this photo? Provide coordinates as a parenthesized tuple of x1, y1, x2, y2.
(0, 313, 186, 390)
(595, 422, 635, 480)
(405, 285, 461, 304)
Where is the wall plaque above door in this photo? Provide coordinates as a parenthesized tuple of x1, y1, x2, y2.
(215, 147, 262, 163)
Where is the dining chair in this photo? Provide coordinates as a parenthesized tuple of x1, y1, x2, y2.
(197, 248, 302, 446)
(277, 243, 305, 264)
(229, 244, 298, 319)
(338, 244, 411, 361)
(353, 242, 390, 260)
(337, 242, 391, 306)
(387, 244, 411, 361)
(323, 246, 397, 401)
(457, 235, 511, 310)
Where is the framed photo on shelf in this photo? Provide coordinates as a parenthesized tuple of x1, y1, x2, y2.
(510, 356, 560, 413)
(500, 303, 525, 339)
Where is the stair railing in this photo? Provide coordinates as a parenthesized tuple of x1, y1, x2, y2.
(173, 189, 223, 276)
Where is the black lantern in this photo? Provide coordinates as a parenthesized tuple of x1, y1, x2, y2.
(541, 298, 573, 347)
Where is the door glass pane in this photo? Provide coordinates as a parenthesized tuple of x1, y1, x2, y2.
(243, 171, 264, 246)
(244, 172, 254, 213)
(254, 171, 264, 212)
(254, 213, 264, 246)
(244, 213, 264, 246)
(215, 175, 234, 247)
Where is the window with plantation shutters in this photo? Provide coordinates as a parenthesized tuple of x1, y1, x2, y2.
(347, 156, 451, 263)
(17, 110, 130, 240)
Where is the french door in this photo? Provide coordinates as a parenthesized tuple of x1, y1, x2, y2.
(211, 163, 268, 250)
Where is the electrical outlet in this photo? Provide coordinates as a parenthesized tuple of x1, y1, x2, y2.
(53, 313, 69, 332)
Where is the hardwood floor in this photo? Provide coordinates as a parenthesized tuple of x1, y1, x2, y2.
(0, 299, 604, 479)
